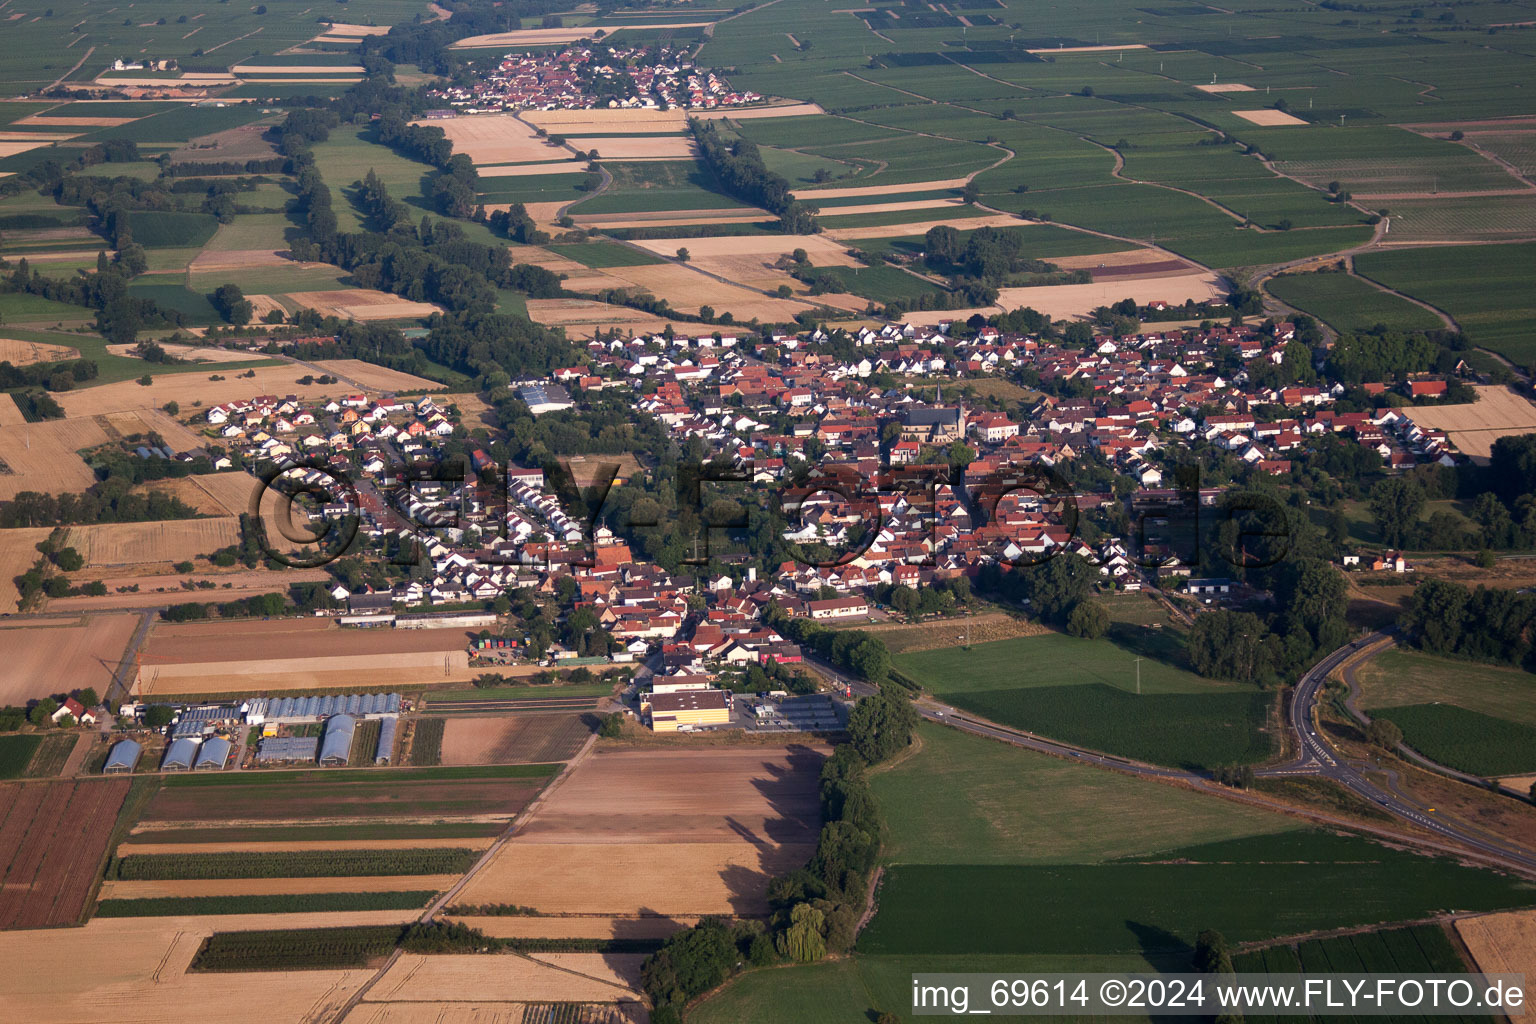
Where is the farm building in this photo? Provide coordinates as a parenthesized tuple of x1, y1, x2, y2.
(103, 740, 142, 774)
(172, 704, 242, 737)
(375, 715, 398, 764)
(647, 688, 731, 732)
(319, 714, 356, 766)
(195, 736, 233, 770)
(255, 736, 318, 764)
(396, 611, 498, 629)
(160, 737, 200, 771)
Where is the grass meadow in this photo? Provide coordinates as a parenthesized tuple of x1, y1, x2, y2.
(894, 633, 1273, 768)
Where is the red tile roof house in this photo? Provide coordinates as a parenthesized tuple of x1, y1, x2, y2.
(51, 697, 93, 725)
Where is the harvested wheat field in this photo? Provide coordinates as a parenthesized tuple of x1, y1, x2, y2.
(579, 136, 696, 160)
(138, 649, 475, 694)
(136, 617, 480, 695)
(629, 233, 859, 265)
(452, 24, 710, 47)
(456, 841, 814, 915)
(1194, 82, 1254, 93)
(438, 391, 497, 431)
(0, 527, 52, 613)
(577, 263, 810, 320)
(0, 915, 384, 1024)
(416, 113, 564, 165)
(284, 290, 443, 322)
(825, 197, 970, 216)
(104, 342, 268, 364)
(1233, 109, 1308, 126)
(54, 367, 360, 417)
(1047, 247, 1175, 271)
(524, 109, 688, 133)
(65, 518, 242, 566)
(441, 715, 596, 766)
(1498, 774, 1536, 797)
(995, 270, 1223, 319)
(45, 568, 328, 612)
(0, 337, 78, 363)
(524, 298, 689, 337)
(14, 114, 139, 127)
(188, 248, 296, 273)
(0, 140, 60, 157)
(456, 745, 823, 915)
(478, 159, 581, 176)
(99, 876, 462, 900)
(1457, 909, 1536, 1006)
(363, 952, 644, 1006)
(699, 102, 826, 121)
(448, 915, 695, 940)
(0, 414, 110, 499)
(1394, 385, 1536, 461)
(309, 359, 441, 392)
(0, 393, 26, 426)
(184, 471, 263, 516)
(0, 613, 138, 704)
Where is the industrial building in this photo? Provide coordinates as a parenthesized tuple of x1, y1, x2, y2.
(646, 688, 731, 732)
(194, 736, 233, 770)
(255, 736, 318, 765)
(161, 737, 200, 771)
(103, 740, 141, 774)
(319, 714, 356, 766)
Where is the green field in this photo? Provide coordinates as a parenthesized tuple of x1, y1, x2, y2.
(859, 831, 1536, 955)
(576, 161, 751, 215)
(548, 241, 666, 268)
(126, 282, 222, 325)
(1367, 704, 1536, 777)
(1356, 244, 1536, 363)
(802, 263, 940, 304)
(1267, 271, 1445, 334)
(0, 292, 94, 323)
(0, 735, 42, 779)
(894, 633, 1272, 768)
(1355, 647, 1536, 772)
(871, 722, 1290, 866)
(121, 211, 219, 250)
(111, 847, 479, 880)
(123, 821, 505, 844)
(310, 127, 436, 232)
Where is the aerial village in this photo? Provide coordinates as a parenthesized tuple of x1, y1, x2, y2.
(428, 43, 760, 112)
(95, 312, 1468, 764)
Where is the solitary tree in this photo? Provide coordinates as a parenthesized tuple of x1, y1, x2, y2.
(675, 247, 690, 262)
(1367, 718, 1403, 751)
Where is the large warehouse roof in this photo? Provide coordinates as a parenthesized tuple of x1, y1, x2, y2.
(319, 714, 356, 764)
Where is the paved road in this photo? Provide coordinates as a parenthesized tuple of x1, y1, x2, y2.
(1278, 632, 1536, 871)
(817, 638, 1536, 873)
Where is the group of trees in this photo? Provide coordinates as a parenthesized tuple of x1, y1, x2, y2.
(691, 120, 818, 234)
(765, 603, 893, 684)
(1184, 558, 1348, 686)
(922, 224, 1069, 285)
(1401, 579, 1536, 669)
(975, 553, 1106, 637)
(161, 592, 287, 623)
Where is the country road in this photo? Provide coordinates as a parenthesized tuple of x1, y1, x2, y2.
(817, 636, 1536, 875)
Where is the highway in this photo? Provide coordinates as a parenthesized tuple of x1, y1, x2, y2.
(816, 635, 1536, 874)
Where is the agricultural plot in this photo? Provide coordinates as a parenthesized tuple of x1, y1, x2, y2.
(0, 779, 131, 929)
(0, 412, 109, 502)
(1267, 271, 1445, 334)
(894, 633, 1273, 768)
(141, 776, 545, 829)
(0, 528, 54, 615)
(1233, 923, 1471, 978)
(0, 613, 139, 707)
(858, 831, 1536, 955)
(1357, 244, 1536, 362)
(871, 723, 1290, 866)
(0, 736, 43, 780)
(135, 617, 484, 695)
(421, 113, 570, 165)
(1458, 908, 1536, 1010)
(575, 160, 752, 215)
(456, 745, 824, 916)
(64, 519, 242, 567)
(1394, 385, 1536, 462)
(54, 364, 381, 417)
(1367, 704, 1536, 777)
(307, 359, 441, 392)
(439, 715, 596, 766)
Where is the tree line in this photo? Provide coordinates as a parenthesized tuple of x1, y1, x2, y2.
(691, 119, 819, 234)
